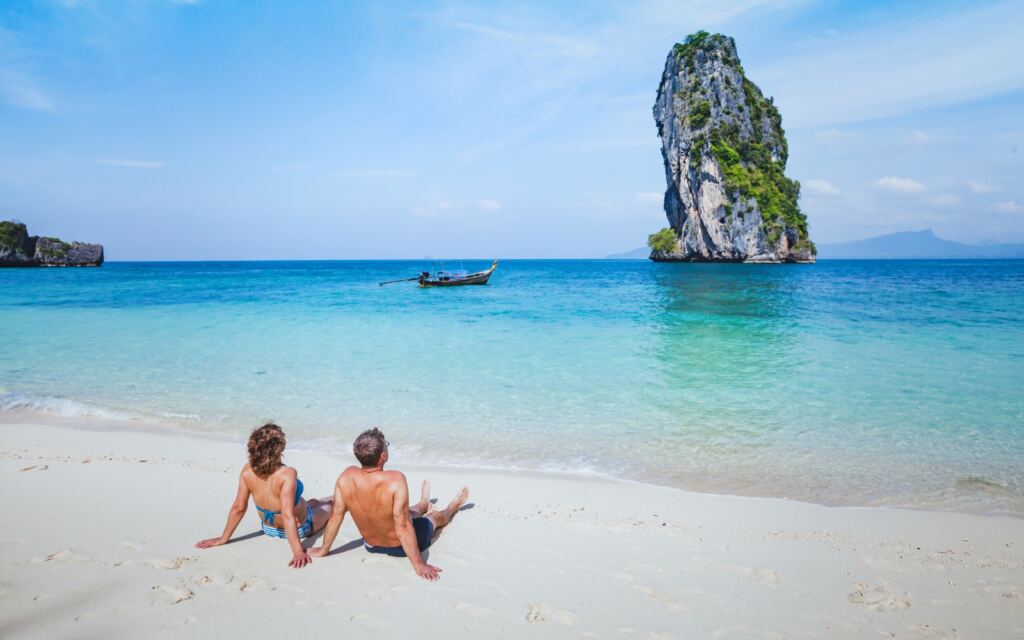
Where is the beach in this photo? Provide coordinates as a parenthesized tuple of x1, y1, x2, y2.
(2, 415, 1022, 639)
(2, 260, 1023, 516)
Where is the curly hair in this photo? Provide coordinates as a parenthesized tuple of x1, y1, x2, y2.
(248, 423, 286, 478)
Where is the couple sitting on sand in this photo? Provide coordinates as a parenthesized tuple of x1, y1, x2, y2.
(195, 424, 469, 581)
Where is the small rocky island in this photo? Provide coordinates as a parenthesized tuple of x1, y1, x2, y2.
(649, 32, 815, 263)
(0, 220, 104, 267)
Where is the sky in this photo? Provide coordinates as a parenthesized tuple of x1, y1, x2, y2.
(1, 0, 1022, 259)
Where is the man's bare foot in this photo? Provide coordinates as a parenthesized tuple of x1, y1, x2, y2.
(447, 486, 469, 514)
(420, 480, 430, 507)
(410, 480, 431, 516)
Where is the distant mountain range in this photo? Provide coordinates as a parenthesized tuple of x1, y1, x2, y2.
(607, 229, 1024, 260)
(817, 229, 1024, 259)
(606, 246, 651, 259)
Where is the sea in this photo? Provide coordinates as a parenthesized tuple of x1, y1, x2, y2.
(2, 259, 1022, 516)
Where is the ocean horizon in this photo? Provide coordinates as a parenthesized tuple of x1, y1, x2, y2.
(3, 259, 1023, 516)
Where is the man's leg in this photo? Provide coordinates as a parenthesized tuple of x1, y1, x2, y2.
(306, 498, 334, 535)
(424, 486, 469, 531)
(409, 480, 431, 518)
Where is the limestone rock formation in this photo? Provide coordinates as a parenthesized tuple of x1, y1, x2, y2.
(650, 32, 815, 263)
(0, 220, 104, 267)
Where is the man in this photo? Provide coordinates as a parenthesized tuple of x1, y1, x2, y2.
(312, 428, 469, 581)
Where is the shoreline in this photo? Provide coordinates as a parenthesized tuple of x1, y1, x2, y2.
(1, 408, 1021, 521)
(2, 417, 1023, 637)
(1, 408, 1020, 520)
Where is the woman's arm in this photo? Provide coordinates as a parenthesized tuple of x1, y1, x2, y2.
(278, 469, 311, 568)
(195, 469, 250, 548)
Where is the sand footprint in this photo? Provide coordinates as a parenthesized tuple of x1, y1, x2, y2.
(365, 584, 407, 602)
(32, 548, 89, 564)
(453, 601, 493, 619)
(633, 585, 690, 614)
(145, 556, 197, 570)
(350, 613, 392, 631)
(743, 568, 781, 587)
(847, 583, 911, 612)
(191, 569, 234, 587)
(525, 603, 576, 626)
(239, 577, 277, 593)
(149, 584, 194, 606)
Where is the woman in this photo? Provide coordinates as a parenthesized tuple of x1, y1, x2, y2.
(195, 423, 333, 568)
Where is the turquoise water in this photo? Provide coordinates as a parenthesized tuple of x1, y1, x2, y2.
(2, 260, 1022, 514)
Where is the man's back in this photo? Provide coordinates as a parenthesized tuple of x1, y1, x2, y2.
(312, 428, 466, 581)
(337, 466, 405, 547)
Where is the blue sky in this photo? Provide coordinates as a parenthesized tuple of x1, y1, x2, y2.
(1, 0, 1022, 259)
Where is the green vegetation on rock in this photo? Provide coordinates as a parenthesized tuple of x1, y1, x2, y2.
(672, 30, 710, 73)
(689, 100, 711, 129)
(689, 133, 706, 170)
(648, 227, 678, 253)
(710, 125, 806, 242)
(38, 237, 71, 258)
(791, 237, 817, 255)
(0, 220, 28, 250)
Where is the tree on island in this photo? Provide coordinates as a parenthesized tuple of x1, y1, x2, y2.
(648, 227, 679, 254)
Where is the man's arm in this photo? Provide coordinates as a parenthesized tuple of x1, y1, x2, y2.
(391, 475, 442, 581)
(311, 476, 348, 558)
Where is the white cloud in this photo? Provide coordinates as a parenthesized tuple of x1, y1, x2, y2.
(874, 176, 925, 193)
(0, 69, 54, 112)
(905, 130, 930, 144)
(412, 198, 500, 217)
(967, 180, 996, 193)
(475, 198, 502, 211)
(95, 159, 165, 168)
(568, 136, 655, 151)
(453, 21, 599, 59)
(335, 169, 417, 178)
(927, 193, 959, 207)
(804, 179, 839, 196)
(995, 201, 1024, 213)
(635, 191, 662, 204)
(756, 2, 1024, 126)
(814, 128, 858, 143)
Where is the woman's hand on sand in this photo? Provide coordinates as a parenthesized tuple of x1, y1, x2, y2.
(289, 551, 312, 568)
(414, 562, 442, 581)
(195, 536, 227, 549)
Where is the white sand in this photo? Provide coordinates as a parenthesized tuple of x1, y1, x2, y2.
(1, 417, 1022, 639)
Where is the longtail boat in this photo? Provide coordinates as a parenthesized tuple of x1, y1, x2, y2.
(378, 260, 498, 287)
(419, 259, 498, 287)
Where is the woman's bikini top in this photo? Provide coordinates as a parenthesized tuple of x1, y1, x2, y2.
(254, 478, 304, 526)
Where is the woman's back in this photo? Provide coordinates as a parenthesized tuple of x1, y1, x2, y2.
(244, 465, 302, 527)
(196, 423, 332, 569)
